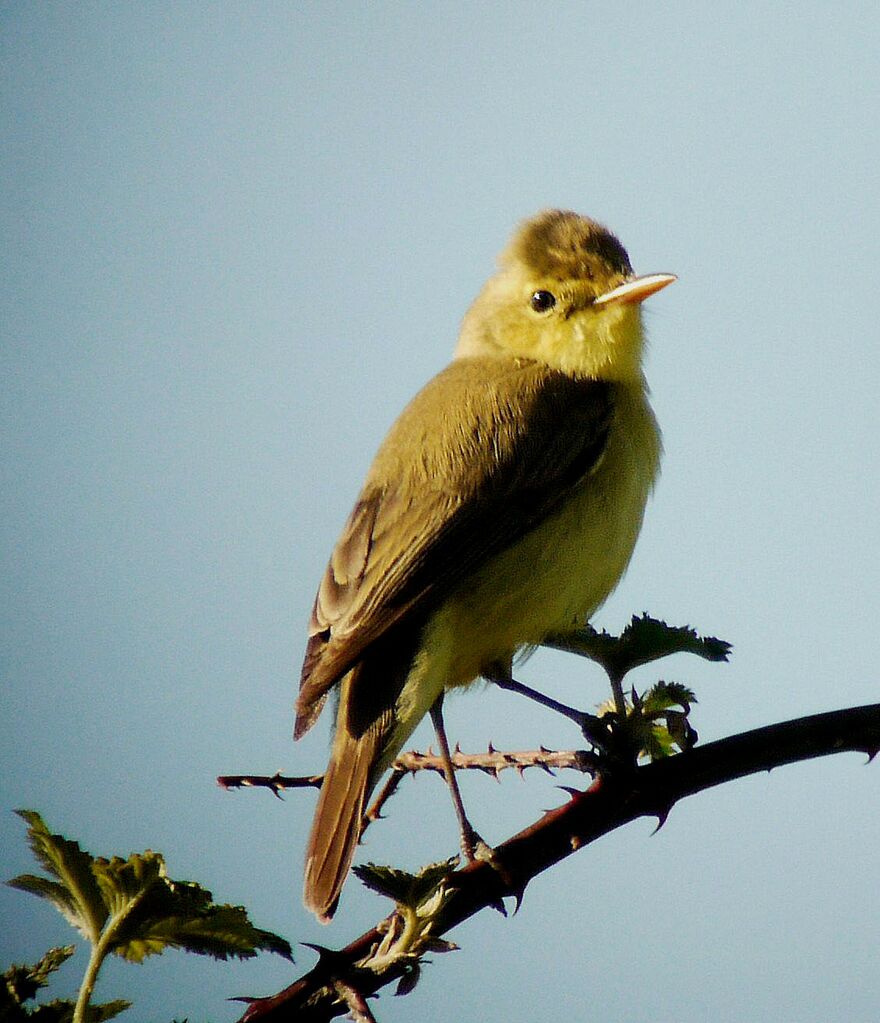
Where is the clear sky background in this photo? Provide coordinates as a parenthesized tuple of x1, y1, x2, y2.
(2, 3, 879, 1020)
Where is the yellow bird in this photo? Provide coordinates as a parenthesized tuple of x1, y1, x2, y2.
(295, 210, 675, 921)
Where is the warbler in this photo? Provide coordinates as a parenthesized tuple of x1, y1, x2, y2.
(295, 210, 675, 920)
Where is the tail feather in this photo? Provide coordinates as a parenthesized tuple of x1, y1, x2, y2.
(301, 627, 424, 921)
(303, 719, 382, 922)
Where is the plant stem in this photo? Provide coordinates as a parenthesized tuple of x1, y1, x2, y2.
(609, 669, 627, 719)
(73, 881, 148, 1022)
(74, 940, 107, 1023)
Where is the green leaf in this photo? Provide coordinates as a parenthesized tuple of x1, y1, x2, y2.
(89, 853, 165, 924)
(6, 811, 293, 967)
(353, 859, 457, 911)
(79, 999, 131, 1022)
(353, 863, 411, 902)
(354, 860, 459, 974)
(0, 949, 129, 1022)
(8, 812, 107, 942)
(640, 681, 697, 717)
(6, 812, 291, 1023)
(545, 614, 732, 681)
(2, 946, 74, 1004)
(112, 898, 294, 964)
(90, 857, 293, 964)
(598, 681, 700, 762)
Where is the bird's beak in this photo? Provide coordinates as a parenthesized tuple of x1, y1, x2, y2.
(593, 273, 677, 307)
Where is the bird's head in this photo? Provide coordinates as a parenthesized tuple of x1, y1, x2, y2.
(455, 210, 675, 381)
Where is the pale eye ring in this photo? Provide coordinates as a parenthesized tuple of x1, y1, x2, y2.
(529, 289, 557, 313)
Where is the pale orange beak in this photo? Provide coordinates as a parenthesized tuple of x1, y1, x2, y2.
(593, 272, 677, 307)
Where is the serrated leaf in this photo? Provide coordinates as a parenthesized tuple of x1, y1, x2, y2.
(0, 950, 128, 1022)
(353, 859, 457, 911)
(82, 999, 132, 1022)
(597, 680, 698, 762)
(356, 859, 458, 975)
(111, 901, 293, 964)
(640, 682, 697, 716)
(545, 614, 731, 680)
(408, 859, 458, 909)
(90, 853, 165, 922)
(92, 863, 293, 963)
(0, 989, 73, 1023)
(7, 811, 293, 971)
(8, 812, 107, 942)
(2, 946, 75, 1004)
(351, 863, 410, 902)
(6, 813, 291, 1023)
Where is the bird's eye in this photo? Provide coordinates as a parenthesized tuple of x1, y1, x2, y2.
(529, 290, 557, 313)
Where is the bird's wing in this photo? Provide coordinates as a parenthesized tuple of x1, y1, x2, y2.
(295, 356, 614, 736)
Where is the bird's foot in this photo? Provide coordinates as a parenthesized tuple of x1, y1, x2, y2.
(459, 822, 492, 864)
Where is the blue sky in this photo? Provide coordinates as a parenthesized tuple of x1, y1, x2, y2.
(2, 3, 879, 1020)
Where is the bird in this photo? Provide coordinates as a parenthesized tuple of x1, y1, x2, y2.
(295, 209, 675, 921)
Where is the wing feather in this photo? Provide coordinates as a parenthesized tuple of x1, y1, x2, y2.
(295, 356, 614, 736)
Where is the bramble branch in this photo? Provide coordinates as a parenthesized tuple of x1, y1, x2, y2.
(237, 702, 880, 1023)
(217, 746, 596, 794)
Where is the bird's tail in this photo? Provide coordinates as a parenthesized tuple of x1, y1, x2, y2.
(302, 628, 427, 921)
(303, 718, 382, 922)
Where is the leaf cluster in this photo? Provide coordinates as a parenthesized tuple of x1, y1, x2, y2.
(599, 681, 699, 760)
(1, 947, 128, 1023)
(351, 860, 459, 995)
(6, 811, 293, 1023)
(8, 811, 292, 965)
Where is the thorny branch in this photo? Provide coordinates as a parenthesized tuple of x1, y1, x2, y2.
(218, 747, 598, 834)
(217, 746, 595, 793)
(236, 702, 880, 1023)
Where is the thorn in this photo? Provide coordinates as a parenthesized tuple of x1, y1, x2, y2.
(510, 882, 528, 914)
(487, 741, 496, 754)
(490, 897, 508, 917)
(539, 744, 552, 753)
(864, 746, 879, 763)
(301, 942, 346, 970)
(454, 742, 462, 754)
(651, 806, 672, 834)
(557, 785, 582, 799)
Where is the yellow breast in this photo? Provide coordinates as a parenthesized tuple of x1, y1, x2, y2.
(433, 380, 660, 685)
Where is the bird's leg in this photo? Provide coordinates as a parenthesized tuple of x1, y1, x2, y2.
(429, 695, 490, 863)
(485, 669, 608, 748)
